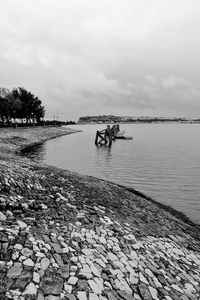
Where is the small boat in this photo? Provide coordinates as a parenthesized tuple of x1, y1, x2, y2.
(115, 131, 133, 140)
(115, 135, 133, 140)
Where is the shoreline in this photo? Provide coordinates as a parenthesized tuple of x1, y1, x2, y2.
(12, 125, 198, 228)
(0, 126, 200, 299)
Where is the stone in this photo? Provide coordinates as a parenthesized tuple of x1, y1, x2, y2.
(66, 294, 76, 300)
(95, 259, 106, 269)
(17, 220, 28, 230)
(106, 292, 118, 300)
(107, 252, 118, 262)
(64, 283, 73, 293)
(7, 265, 22, 278)
(12, 271, 32, 290)
(77, 279, 90, 292)
(90, 264, 101, 277)
(88, 279, 102, 294)
(117, 291, 135, 300)
(184, 283, 196, 294)
(171, 284, 184, 294)
(58, 265, 70, 279)
(51, 243, 63, 254)
(68, 276, 78, 285)
(54, 253, 64, 266)
(148, 286, 158, 299)
(89, 293, 99, 300)
(139, 273, 149, 285)
(41, 257, 50, 270)
(23, 258, 34, 267)
(0, 211, 7, 221)
(129, 273, 138, 285)
(23, 282, 37, 296)
(14, 244, 23, 251)
(37, 293, 45, 300)
(77, 291, 87, 300)
(33, 271, 40, 284)
(41, 276, 64, 295)
(138, 283, 152, 300)
(21, 247, 33, 257)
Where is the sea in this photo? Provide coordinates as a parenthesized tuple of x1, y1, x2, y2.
(24, 123, 200, 224)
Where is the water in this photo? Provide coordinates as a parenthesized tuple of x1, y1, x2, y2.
(24, 123, 200, 224)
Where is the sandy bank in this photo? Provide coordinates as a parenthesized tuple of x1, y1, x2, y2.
(0, 126, 200, 299)
(0, 126, 80, 156)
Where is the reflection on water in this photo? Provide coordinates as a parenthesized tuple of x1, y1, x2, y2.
(22, 124, 200, 224)
(96, 145, 112, 161)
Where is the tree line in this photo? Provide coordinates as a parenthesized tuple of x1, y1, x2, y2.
(0, 87, 45, 126)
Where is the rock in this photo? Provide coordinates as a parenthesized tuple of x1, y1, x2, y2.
(51, 243, 63, 254)
(41, 203, 48, 209)
(37, 293, 45, 300)
(89, 293, 99, 300)
(138, 283, 153, 300)
(23, 258, 34, 267)
(41, 257, 50, 270)
(7, 265, 22, 278)
(148, 286, 158, 299)
(64, 283, 73, 293)
(14, 244, 23, 251)
(139, 273, 149, 285)
(23, 282, 37, 296)
(12, 271, 32, 290)
(171, 284, 184, 294)
(0, 211, 7, 221)
(65, 294, 76, 300)
(41, 276, 63, 295)
(17, 220, 27, 230)
(88, 279, 102, 294)
(68, 276, 78, 285)
(58, 265, 70, 279)
(33, 271, 40, 284)
(77, 279, 90, 292)
(107, 252, 118, 262)
(117, 291, 135, 300)
(21, 247, 33, 257)
(77, 291, 87, 300)
(106, 292, 118, 300)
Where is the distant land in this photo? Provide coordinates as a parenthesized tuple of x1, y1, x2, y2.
(78, 115, 200, 124)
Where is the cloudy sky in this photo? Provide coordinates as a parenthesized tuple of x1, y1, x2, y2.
(1, 0, 200, 120)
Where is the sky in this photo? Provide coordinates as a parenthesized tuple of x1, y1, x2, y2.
(0, 0, 200, 120)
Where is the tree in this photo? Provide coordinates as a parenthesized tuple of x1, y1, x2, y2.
(9, 87, 45, 123)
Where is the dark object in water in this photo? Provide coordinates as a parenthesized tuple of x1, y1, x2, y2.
(95, 124, 132, 146)
(115, 135, 133, 140)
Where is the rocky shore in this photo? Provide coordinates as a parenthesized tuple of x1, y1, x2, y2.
(0, 126, 200, 300)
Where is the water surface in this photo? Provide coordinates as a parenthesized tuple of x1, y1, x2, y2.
(25, 124, 200, 224)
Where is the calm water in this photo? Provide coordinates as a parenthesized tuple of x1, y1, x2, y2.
(25, 124, 200, 224)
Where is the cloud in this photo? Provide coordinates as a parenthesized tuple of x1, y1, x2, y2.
(0, 0, 200, 119)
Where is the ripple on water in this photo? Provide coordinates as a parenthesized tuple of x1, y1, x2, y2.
(24, 124, 200, 224)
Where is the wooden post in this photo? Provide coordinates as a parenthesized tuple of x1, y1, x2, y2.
(95, 131, 99, 145)
(95, 124, 121, 146)
(106, 125, 112, 147)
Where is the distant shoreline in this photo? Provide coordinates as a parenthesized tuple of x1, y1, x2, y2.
(77, 120, 200, 125)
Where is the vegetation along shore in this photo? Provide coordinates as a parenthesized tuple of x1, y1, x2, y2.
(0, 126, 200, 300)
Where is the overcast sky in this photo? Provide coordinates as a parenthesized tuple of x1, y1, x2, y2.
(1, 0, 200, 120)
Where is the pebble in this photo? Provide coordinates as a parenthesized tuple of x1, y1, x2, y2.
(17, 220, 28, 230)
(1, 165, 200, 300)
(68, 276, 78, 285)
